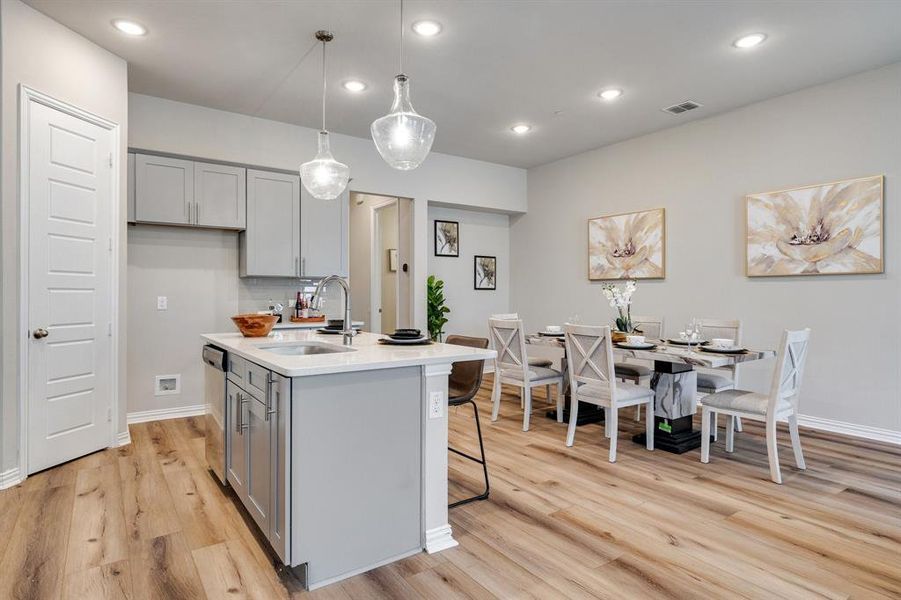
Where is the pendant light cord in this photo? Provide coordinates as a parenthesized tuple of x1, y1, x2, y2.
(321, 38, 327, 131)
(399, 0, 404, 75)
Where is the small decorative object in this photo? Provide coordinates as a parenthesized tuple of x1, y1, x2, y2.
(746, 175, 883, 276)
(434, 220, 459, 256)
(602, 280, 637, 340)
(231, 313, 278, 337)
(388, 248, 398, 272)
(474, 255, 497, 290)
(427, 275, 450, 342)
(588, 208, 665, 280)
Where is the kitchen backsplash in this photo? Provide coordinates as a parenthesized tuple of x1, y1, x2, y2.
(238, 277, 344, 319)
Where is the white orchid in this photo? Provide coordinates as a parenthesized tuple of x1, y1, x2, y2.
(601, 280, 638, 332)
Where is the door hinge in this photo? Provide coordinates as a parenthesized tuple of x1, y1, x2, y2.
(108, 153, 113, 168)
(107, 407, 112, 422)
(108, 237, 113, 252)
(108, 322, 112, 336)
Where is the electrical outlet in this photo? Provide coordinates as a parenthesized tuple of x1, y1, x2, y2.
(157, 296, 168, 310)
(429, 391, 444, 419)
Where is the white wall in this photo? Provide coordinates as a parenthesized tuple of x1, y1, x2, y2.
(427, 206, 511, 339)
(512, 64, 901, 436)
(1, 0, 129, 472)
(127, 94, 525, 417)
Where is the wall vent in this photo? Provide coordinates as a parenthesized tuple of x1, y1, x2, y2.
(662, 100, 702, 115)
(155, 374, 181, 396)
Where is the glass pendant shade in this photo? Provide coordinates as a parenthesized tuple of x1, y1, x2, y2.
(371, 75, 436, 170)
(300, 131, 349, 200)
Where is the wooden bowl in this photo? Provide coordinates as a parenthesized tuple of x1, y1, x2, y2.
(231, 314, 278, 337)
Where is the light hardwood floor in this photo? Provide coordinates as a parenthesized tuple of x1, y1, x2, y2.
(1, 377, 899, 599)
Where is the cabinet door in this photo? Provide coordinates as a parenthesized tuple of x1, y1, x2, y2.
(300, 187, 348, 277)
(126, 153, 135, 223)
(226, 381, 248, 498)
(195, 162, 246, 229)
(242, 169, 300, 277)
(268, 372, 291, 562)
(246, 393, 271, 534)
(135, 154, 194, 225)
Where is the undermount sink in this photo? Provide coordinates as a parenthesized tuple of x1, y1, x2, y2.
(259, 342, 355, 356)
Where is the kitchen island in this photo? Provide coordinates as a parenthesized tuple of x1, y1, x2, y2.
(201, 329, 495, 590)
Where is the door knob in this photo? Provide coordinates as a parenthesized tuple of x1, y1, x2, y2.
(33, 328, 49, 339)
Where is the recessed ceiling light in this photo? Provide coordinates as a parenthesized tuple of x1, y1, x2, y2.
(111, 19, 147, 36)
(412, 20, 442, 37)
(599, 89, 623, 101)
(733, 33, 767, 49)
(511, 124, 531, 135)
(342, 80, 367, 93)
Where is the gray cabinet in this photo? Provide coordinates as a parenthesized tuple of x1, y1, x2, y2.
(245, 393, 271, 534)
(195, 161, 246, 229)
(127, 153, 135, 223)
(135, 154, 194, 225)
(226, 380, 248, 497)
(300, 187, 349, 277)
(224, 361, 291, 563)
(241, 169, 301, 277)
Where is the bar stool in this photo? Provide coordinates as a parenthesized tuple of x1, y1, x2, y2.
(445, 335, 491, 508)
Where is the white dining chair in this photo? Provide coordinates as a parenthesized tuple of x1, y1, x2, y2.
(696, 317, 744, 437)
(700, 328, 811, 484)
(489, 318, 564, 431)
(490, 313, 554, 369)
(563, 324, 654, 462)
(613, 315, 664, 421)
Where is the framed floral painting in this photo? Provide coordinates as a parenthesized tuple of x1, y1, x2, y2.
(588, 208, 665, 280)
(745, 175, 884, 277)
(474, 255, 497, 290)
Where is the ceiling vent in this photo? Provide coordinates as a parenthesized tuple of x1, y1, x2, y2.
(662, 100, 702, 115)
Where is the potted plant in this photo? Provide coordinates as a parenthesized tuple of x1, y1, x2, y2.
(427, 275, 450, 342)
(602, 280, 637, 342)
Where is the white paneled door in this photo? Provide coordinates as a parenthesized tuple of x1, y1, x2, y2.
(26, 97, 114, 474)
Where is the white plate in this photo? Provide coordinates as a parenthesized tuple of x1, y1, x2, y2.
(616, 342, 656, 350)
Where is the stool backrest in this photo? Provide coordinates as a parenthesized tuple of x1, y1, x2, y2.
(445, 335, 490, 402)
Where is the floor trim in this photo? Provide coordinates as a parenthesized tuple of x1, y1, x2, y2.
(0, 467, 25, 490)
(127, 404, 206, 425)
(797, 414, 901, 445)
(116, 429, 132, 447)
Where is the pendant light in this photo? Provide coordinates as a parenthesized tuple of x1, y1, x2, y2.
(370, 0, 436, 170)
(300, 30, 350, 200)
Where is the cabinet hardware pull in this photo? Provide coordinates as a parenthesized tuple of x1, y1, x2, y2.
(265, 375, 277, 421)
(235, 392, 243, 433)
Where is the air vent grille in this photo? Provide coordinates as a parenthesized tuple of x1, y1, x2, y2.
(662, 100, 702, 115)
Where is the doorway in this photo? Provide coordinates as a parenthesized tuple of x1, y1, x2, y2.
(349, 192, 413, 334)
(19, 88, 119, 475)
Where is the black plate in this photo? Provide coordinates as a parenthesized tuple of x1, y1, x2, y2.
(699, 346, 748, 354)
(378, 338, 432, 346)
(666, 338, 710, 346)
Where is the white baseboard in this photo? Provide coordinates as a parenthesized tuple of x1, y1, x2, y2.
(116, 429, 132, 447)
(0, 467, 25, 490)
(797, 414, 901, 445)
(127, 404, 206, 425)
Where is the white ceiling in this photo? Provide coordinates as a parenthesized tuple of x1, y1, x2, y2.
(26, 0, 901, 169)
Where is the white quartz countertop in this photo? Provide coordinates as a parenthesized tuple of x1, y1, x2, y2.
(201, 330, 496, 377)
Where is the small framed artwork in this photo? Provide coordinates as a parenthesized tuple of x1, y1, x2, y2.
(588, 208, 665, 280)
(434, 220, 459, 257)
(745, 175, 884, 277)
(474, 255, 497, 290)
(388, 249, 398, 272)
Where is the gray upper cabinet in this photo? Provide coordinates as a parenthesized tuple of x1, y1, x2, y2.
(195, 161, 246, 229)
(241, 169, 301, 277)
(127, 152, 135, 223)
(300, 187, 349, 277)
(135, 154, 194, 225)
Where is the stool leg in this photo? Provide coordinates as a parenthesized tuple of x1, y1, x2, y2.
(449, 399, 490, 508)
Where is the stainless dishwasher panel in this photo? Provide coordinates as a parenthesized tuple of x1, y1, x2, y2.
(203, 345, 228, 484)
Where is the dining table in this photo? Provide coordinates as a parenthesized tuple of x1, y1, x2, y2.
(526, 333, 776, 453)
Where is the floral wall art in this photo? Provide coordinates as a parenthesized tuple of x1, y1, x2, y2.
(746, 175, 884, 277)
(588, 208, 665, 280)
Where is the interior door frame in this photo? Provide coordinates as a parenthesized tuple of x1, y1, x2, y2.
(369, 196, 397, 334)
(17, 85, 121, 478)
